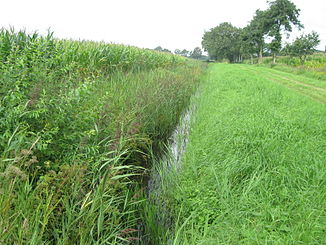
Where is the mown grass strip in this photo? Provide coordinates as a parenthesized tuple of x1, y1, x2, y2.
(254, 66, 326, 89)
(161, 64, 326, 244)
(239, 65, 326, 103)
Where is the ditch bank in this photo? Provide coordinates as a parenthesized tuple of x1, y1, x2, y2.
(139, 103, 198, 244)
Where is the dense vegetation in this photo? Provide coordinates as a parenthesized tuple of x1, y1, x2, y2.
(284, 32, 321, 65)
(0, 29, 205, 244)
(244, 53, 326, 81)
(157, 64, 326, 244)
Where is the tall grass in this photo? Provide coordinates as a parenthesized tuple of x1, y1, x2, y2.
(158, 64, 326, 244)
(0, 28, 205, 243)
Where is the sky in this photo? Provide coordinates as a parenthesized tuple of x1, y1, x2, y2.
(1, 0, 325, 52)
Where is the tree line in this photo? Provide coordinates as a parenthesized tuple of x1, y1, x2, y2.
(153, 46, 207, 60)
(202, 0, 321, 64)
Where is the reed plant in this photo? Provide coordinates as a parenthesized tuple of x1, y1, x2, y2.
(0, 28, 205, 244)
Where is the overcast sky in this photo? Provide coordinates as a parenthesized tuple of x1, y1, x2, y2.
(1, 0, 325, 52)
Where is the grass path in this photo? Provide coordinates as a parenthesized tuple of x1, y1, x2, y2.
(238, 65, 326, 103)
(160, 64, 326, 244)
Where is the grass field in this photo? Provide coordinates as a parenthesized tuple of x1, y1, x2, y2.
(157, 64, 326, 244)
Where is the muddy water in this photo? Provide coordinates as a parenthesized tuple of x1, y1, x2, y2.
(146, 108, 193, 236)
(169, 111, 191, 169)
(148, 109, 192, 192)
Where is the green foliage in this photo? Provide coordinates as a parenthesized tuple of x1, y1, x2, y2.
(0, 28, 206, 244)
(154, 46, 172, 53)
(245, 53, 326, 80)
(247, 9, 271, 59)
(266, 0, 303, 62)
(180, 49, 190, 57)
(202, 0, 304, 63)
(240, 26, 259, 61)
(189, 47, 203, 60)
(267, 0, 303, 34)
(202, 22, 242, 62)
(174, 49, 181, 55)
(284, 32, 320, 64)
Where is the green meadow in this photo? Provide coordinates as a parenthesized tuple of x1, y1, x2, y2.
(157, 64, 326, 244)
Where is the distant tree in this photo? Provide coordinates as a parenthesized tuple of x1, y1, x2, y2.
(162, 48, 172, 53)
(201, 0, 305, 64)
(154, 46, 171, 53)
(154, 46, 163, 52)
(180, 49, 190, 57)
(284, 31, 320, 65)
(174, 49, 181, 55)
(190, 47, 202, 59)
(265, 0, 303, 63)
(202, 22, 242, 62)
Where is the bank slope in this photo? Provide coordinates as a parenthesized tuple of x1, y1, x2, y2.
(0, 29, 205, 244)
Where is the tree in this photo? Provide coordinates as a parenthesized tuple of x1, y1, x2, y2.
(174, 49, 181, 55)
(154, 46, 163, 52)
(162, 48, 172, 53)
(240, 26, 259, 64)
(190, 47, 202, 59)
(154, 46, 171, 53)
(180, 49, 189, 57)
(265, 0, 303, 63)
(284, 31, 320, 65)
(202, 22, 242, 62)
(201, 0, 305, 64)
(247, 10, 270, 63)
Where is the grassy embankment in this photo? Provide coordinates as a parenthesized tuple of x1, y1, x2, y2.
(0, 29, 205, 244)
(157, 64, 326, 244)
(244, 53, 326, 81)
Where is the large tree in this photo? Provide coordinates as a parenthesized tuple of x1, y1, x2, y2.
(240, 26, 260, 64)
(202, 22, 242, 62)
(265, 0, 303, 63)
(247, 10, 270, 63)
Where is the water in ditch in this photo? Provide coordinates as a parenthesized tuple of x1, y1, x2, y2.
(141, 108, 194, 244)
(148, 109, 192, 197)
